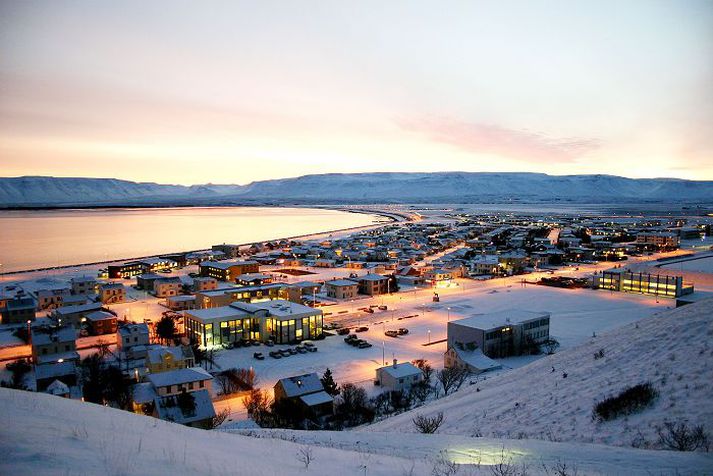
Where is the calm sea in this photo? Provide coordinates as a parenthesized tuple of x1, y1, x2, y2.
(0, 207, 380, 273)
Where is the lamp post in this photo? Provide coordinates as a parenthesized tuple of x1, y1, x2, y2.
(313, 287, 318, 308)
(447, 307, 451, 322)
(427, 329, 431, 344)
(26, 319, 32, 343)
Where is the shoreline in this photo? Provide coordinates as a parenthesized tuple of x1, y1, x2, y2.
(0, 206, 415, 276)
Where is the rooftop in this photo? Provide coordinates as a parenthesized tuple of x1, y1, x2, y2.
(276, 373, 324, 398)
(377, 361, 422, 379)
(451, 310, 550, 330)
(200, 260, 258, 270)
(147, 367, 213, 388)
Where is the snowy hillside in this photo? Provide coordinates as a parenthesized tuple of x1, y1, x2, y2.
(2, 387, 710, 476)
(365, 299, 713, 450)
(2, 173, 712, 206)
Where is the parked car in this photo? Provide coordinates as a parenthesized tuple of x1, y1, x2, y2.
(355, 326, 369, 333)
(364, 308, 374, 314)
(358, 341, 373, 349)
(378, 305, 388, 310)
(398, 328, 409, 335)
(344, 335, 357, 343)
(253, 352, 265, 360)
(269, 351, 282, 359)
(296, 346, 307, 354)
(337, 328, 351, 335)
(307, 346, 318, 353)
(384, 330, 399, 338)
(303, 342, 315, 348)
(288, 348, 298, 355)
(266, 340, 275, 347)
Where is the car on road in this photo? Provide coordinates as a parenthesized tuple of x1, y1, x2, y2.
(378, 305, 388, 310)
(269, 351, 282, 359)
(384, 330, 399, 338)
(253, 352, 264, 360)
(337, 328, 351, 335)
(397, 328, 409, 335)
(355, 326, 369, 332)
(357, 341, 373, 349)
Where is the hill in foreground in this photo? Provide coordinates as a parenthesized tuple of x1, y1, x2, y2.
(365, 299, 713, 450)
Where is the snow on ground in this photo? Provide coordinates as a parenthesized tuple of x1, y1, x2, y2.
(661, 255, 713, 274)
(2, 386, 710, 476)
(0, 387, 432, 476)
(365, 299, 713, 451)
(227, 429, 713, 476)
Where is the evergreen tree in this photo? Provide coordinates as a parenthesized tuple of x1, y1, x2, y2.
(320, 368, 339, 396)
(155, 315, 176, 344)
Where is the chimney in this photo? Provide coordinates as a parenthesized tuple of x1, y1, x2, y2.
(392, 358, 398, 368)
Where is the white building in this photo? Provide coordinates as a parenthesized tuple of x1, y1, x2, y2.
(375, 360, 424, 392)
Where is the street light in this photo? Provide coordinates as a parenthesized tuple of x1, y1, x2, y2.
(447, 307, 451, 322)
(427, 329, 431, 344)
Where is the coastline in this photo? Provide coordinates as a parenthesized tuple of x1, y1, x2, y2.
(0, 206, 415, 276)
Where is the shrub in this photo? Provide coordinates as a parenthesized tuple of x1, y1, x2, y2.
(593, 382, 658, 422)
(413, 412, 444, 434)
(657, 420, 710, 452)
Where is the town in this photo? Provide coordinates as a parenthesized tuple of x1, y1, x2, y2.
(2, 207, 711, 432)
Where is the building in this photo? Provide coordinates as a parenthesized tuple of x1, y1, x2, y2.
(35, 361, 78, 394)
(194, 283, 287, 309)
(235, 273, 273, 286)
(193, 277, 218, 292)
(166, 295, 196, 311)
(470, 255, 500, 276)
(70, 276, 97, 295)
(212, 243, 242, 259)
(273, 373, 334, 418)
(85, 310, 118, 335)
(146, 345, 195, 373)
(199, 260, 259, 282)
(117, 323, 151, 352)
(375, 360, 424, 392)
(635, 232, 680, 250)
(325, 279, 359, 300)
(1, 297, 36, 324)
(185, 299, 323, 347)
(98, 282, 126, 304)
(447, 310, 550, 358)
(595, 269, 693, 298)
(357, 273, 390, 296)
(51, 302, 103, 328)
(138, 367, 215, 429)
(108, 258, 177, 279)
(136, 273, 165, 291)
(36, 288, 71, 310)
(423, 269, 453, 286)
(31, 326, 79, 365)
(444, 343, 502, 374)
(153, 277, 182, 298)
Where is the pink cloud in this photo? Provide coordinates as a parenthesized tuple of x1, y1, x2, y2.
(398, 116, 600, 162)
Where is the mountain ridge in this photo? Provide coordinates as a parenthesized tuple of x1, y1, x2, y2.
(1, 173, 711, 207)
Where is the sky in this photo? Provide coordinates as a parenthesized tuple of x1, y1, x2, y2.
(1, 0, 712, 185)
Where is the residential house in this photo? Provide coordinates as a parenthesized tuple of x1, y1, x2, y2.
(146, 345, 195, 373)
(1, 297, 36, 324)
(375, 360, 424, 392)
(51, 301, 103, 328)
(357, 273, 390, 296)
(444, 342, 502, 374)
(199, 260, 259, 282)
(31, 326, 79, 365)
(273, 373, 334, 418)
(99, 282, 125, 304)
(85, 310, 118, 336)
(166, 295, 196, 311)
(325, 279, 359, 300)
(70, 276, 97, 295)
(193, 277, 218, 292)
(153, 277, 182, 298)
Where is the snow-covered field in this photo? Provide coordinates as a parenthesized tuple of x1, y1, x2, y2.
(1, 386, 710, 476)
(661, 256, 713, 274)
(366, 299, 713, 451)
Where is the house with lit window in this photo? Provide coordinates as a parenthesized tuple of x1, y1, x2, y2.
(594, 269, 693, 298)
(146, 345, 195, 373)
(199, 260, 259, 282)
(117, 322, 151, 355)
(1, 296, 36, 324)
(635, 232, 680, 250)
(193, 277, 218, 292)
(194, 283, 287, 309)
(447, 310, 550, 358)
(71, 276, 98, 295)
(423, 268, 453, 286)
(212, 243, 242, 258)
(84, 310, 118, 335)
(184, 299, 323, 347)
(31, 326, 79, 365)
(273, 373, 334, 418)
(51, 301, 103, 328)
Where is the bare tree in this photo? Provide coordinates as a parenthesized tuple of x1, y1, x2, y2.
(211, 407, 230, 429)
(436, 367, 469, 396)
(490, 447, 529, 476)
(412, 358, 434, 382)
(430, 451, 458, 476)
(296, 445, 314, 469)
(413, 412, 445, 434)
(657, 420, 710, 452)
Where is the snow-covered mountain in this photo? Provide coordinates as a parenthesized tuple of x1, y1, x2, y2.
(365, 298, 713, 450)
(1, 173, 712, 207)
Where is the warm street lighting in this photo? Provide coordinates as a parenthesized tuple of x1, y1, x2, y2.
(447, 307, 451, 322)
(427, 329, 431, 344)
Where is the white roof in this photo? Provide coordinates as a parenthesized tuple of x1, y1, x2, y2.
(185, 306, 249, 323)
(85, 310, 115, 322)
(231, 300, 321, 319)
(300, 391, 334, 407)
(377, 362, 422, 379)
(326, 279, 359, 287)
(451, 346, 502, 372)
(155, 389, 215, 424)
(200, 260, 257, 270)
(276, 373, 324, 398)
(46, 379, 70, 395)
(451, 310, 550, 330)
(147, 367, 212, 388)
